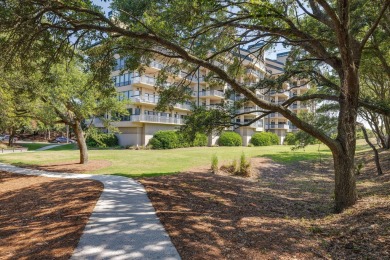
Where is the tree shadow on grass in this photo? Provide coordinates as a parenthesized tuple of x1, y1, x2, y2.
(261, 151, 331, 164)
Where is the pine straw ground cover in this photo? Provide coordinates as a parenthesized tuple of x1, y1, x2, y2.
(139, 150, 390, 260)
(0, 172, 103, 260)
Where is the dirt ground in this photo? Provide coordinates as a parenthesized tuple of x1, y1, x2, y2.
(140, 150, 390, 260)
(0, 171, 103, 260)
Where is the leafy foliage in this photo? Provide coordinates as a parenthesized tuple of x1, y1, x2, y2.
(284, 133, 297, 145)
(86, 128, 119, 148)
(149, 130, 207, 149)
(149, 131, 180, 149)
(211, 154, 218, 174)
(250, 132, 279, 146)
(218, 131, 242, 146)
(192, 133, 208, 147)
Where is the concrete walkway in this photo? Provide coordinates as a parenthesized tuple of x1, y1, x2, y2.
(0, 163, 180, 260)
(36, 144, 63, 151)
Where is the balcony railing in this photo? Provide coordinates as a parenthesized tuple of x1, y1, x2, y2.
(130, 115, 184, 125)
(273, 91, 289, 97)
(292, 104, 308, 109)
(251, 120, 264, 128)
(237, 107, 260, 115)
(266, 124, 290, 130)
(132, 75, 157, 86)
(131, 95, 159, 104)
(192, 90, 225, 98)
(131, 95, 191, 110)
(149, 61, 164, 70)
(269, 112, 284, 118)
(174, 103, 192, 110)
(246, 69, 262, 78)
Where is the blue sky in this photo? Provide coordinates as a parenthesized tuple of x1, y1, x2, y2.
(92, 0, 111, 13)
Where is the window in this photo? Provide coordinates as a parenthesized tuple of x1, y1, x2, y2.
(114, 57, 127, 71)
(112, 72, 132, 87)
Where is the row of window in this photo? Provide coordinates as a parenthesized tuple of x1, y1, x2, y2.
(113, 73, 132, 87)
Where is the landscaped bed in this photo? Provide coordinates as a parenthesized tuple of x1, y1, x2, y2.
(140, 151, 390, 260)
(0, 171, 103, 260)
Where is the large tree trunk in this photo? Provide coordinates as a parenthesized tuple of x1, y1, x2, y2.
(333, 150, 357, 213)
(72, 121, 88, 164)
(333, 63, 360, 212)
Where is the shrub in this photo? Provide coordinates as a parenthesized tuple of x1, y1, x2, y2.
(250, 132, 279, 146)
(284, 133, 297, 145)
(236, 152, 251, 177)
(267, 132, 280, 145)
(193, 133, 208, 147)
(211, 154, 218, 174)
(176, 132, 191, 148)
(149, 131, 208, 149)
(86, 130, 119, 148)
(148, 130, 179, 149)
(218, 131, 242, 146)
(250, 132, 270, 146)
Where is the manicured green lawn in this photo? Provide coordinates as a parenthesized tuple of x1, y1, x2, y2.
(19, 143, 53, 151)
(0, 140, 371, 178)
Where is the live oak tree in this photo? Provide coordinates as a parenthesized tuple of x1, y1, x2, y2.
(0, 52, 126, 164)
(1, 0, 390, 211)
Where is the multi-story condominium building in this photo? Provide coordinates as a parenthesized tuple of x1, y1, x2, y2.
(264, 52, 314, 144)
(94, 49, 313, 146)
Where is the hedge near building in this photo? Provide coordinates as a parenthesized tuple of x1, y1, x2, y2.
(218, 131, 242, 146)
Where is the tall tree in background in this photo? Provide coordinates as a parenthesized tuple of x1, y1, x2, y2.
(1, 0, 389, 211)
(359, 13, 390, 149)
(37, 59, 124, 164)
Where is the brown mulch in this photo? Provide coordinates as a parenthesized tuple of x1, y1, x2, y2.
(0, 171, 103, 260)
(23, 160, 112, 173)
(140, 151, 390, 260)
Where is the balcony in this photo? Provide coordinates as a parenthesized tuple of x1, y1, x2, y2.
(132, 75, 171, 89)
(149, 61, 164, 70)
(132, 75, 157, 87)
(269, 112, 284, 118)
(192, 90, 225, 99)
(131, 95, 159, 105)
(245, 69, 262, 78)
(250, 120, 264, 129)
(237, 107, 259, 115)
(269, 90, 289, 98)
(291, 103, 309, 109)
(131, 95, 191, 110)
(130, 115, 184, 125)
(174, 103, 192, 110)
(266, 124, 290, 130)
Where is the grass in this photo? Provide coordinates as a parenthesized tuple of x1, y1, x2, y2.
(0, 139, 371, 178)
(19, 143, 53, 151)
(0, 144, 330, 177)
(48, 144, 77, 151)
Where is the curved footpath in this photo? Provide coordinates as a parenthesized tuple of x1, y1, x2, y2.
(0, 163, 180, 260)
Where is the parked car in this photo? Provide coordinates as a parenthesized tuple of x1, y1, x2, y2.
(50, 137, 76, 143)
(2, 135, 18, 142)
(0, 135, 5, 141)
